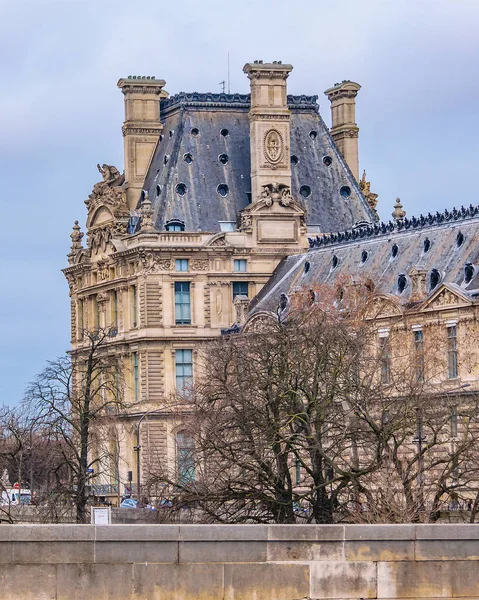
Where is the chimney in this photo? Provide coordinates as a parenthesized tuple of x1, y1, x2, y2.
(324, 80, 361, 181)
(117, 76, 168, 208)
(243, 61, 293, 202)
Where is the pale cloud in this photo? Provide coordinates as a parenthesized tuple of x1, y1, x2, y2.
(1, 0, 479, 403)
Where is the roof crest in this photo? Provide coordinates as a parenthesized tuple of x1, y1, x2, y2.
(308, 204, 479, 251)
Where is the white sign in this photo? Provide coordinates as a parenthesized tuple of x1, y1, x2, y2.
(91, 506, 111, 525)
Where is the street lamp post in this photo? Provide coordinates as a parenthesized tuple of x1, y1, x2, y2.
(133, 408, 164, 502)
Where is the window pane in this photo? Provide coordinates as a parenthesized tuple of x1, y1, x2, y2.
(447, 326, 458, 379)
(379, 336, 390, 385)
(176, 259, 189, 272)
(177, 432, 195, 483)
(234, 259, 247, 272)
(233, 282, 249, 298)
(176, 349, 193, 393)
(175, 282, 191, 324)
(414, 330, 424, 382)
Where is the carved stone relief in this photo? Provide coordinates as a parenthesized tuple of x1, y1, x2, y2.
(263, 129, 284, 164)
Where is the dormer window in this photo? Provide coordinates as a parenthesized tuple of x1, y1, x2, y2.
(430, 268, 441, 290)
(165, 219, 185, 232)
(464, 263, 474, 284)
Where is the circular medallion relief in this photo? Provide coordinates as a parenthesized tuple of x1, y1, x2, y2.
(263, 129, 284, 164)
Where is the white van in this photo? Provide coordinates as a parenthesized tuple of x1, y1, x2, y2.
(1, 488, 32, 505)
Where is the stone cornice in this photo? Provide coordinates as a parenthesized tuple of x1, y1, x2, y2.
(160, 92, 319, 115)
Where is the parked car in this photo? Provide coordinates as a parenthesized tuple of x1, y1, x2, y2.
(120, 497, 138, 508)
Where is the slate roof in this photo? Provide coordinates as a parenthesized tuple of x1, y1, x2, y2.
(142, 93, 376, 233)
(250, 205, 479, 315)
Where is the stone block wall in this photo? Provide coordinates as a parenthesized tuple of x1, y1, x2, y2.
(0, 524, 477, 599)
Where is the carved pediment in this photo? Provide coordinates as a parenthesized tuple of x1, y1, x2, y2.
(421, 284, 472, 311)
(85, 164, 128, 229)
(242, 311, 277, 333)
(366, 294, 403, 319)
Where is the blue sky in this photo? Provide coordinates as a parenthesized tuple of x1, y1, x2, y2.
(1, 0, 478, 403)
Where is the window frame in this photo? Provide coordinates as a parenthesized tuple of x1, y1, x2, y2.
(378, 334, 391, 385)
(233, 259, 247, 273)
(176, 431, 195, 484)
(131, 285, 137, 328)
(175, 349, 193, 394)
(174, 281, 192, 325)
(175, 259, 189, 272)
(132, 352, 139, 401)
(447, 325, 458, 379)
(414, 329, 425, 382)
(232, 281, 249, 299)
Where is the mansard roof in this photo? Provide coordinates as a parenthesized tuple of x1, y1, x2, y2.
(250, 204, 479, 315)
(142, 92, 376, 233)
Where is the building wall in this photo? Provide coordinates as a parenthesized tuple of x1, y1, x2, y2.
(0, 524, 477, 599)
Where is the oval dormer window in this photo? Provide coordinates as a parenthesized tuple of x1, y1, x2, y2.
(430, 268, 440, 290)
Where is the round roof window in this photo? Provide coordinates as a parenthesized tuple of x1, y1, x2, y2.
(219, 154, 229, 165)
(391, 244, 399, 258)
(291, 155, 299, 166)
(220, 128, 229, 137)
(340, 186, 351, 198)
(323, 156, 332, 167)
(300, 185, 311, 198)
(175, 183, 187, 196)
(191, 127, 199, 136)
(217, 184, 229, 197)
(183, 153, 193, 164)
(309, 130, 318, 140)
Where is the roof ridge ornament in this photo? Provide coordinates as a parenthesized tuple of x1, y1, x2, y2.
(392, 197, 406, 222)
(360, 170, 379, 217)
(139, 191, 155, 233)
(308, 203, 479, 250)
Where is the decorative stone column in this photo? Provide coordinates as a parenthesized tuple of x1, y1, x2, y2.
(117, 76, 168, 209)
(324, 80, 361, 181)
(243, 61, 293, 202)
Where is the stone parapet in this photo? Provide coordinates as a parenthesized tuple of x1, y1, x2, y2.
(0, 524, 477, 598)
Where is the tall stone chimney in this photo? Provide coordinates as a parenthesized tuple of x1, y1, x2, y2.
(243, 61, 293, 202)
(324, 80, 361, 181)
(117, 76, 168, 208)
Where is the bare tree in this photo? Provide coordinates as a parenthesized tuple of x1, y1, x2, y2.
(24, 328, 127, 523)
(149, 280, 479, 524)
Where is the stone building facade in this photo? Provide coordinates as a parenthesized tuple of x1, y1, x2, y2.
(64, 60, 395, 498)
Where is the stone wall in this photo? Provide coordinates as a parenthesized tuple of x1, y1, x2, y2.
(0, 524, 477, 599)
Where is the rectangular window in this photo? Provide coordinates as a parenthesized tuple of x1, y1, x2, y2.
(176, 259, 189, 272)
(132, 352, 139, 401)
(78, 300, 84, 334)
(379, 336, 390, 385)
(177, 432, 195, 483)
(131, 285, 137, 328)
(95, 296, 101, 331)
(175, 282, 191, 324)
(233, 282, 249, 299)
(175, 349, 193, 393)
(233, 259, 247, 273)
(111, 290, 118, 329)
(447, 325, 458, 379)
(414, 330, 425, 382)
(451, 406, 458, 438)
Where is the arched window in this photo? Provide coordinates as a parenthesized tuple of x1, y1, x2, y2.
(176, 432, 195, 484)
(165, 219, 185, 232)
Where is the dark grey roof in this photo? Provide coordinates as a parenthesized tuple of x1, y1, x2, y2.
(250, 205, 479, 314)
(142, 93, 376, 233)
